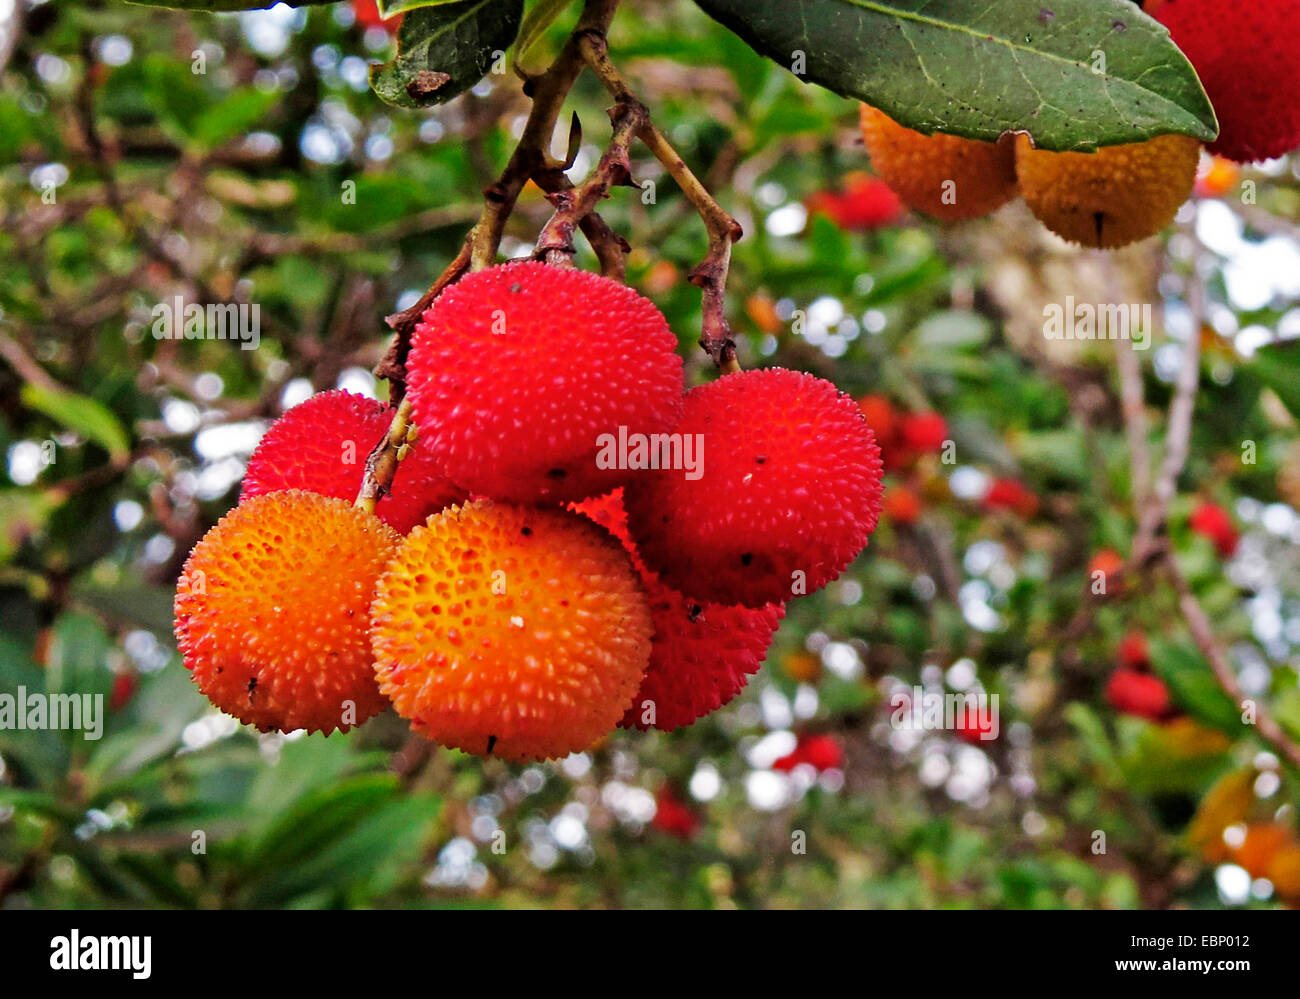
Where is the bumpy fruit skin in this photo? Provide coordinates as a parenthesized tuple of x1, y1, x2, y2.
(174, 491, 398, 734)
(1156, 0, 1300, 163)
(624, 368, 884, 608)
(1014, 133, 1200, 249)
(574, 490, 784, 732)
(1106, 668, 1173, 721)
(406, 261, 684, 504)
(370, 500, 652, 761)
(241, 390, 465, 534)
(859, 104, 1019, 220)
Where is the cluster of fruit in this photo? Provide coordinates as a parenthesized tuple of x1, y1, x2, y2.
(174, 261, 885, 761)
(853, 0, 1300, 249)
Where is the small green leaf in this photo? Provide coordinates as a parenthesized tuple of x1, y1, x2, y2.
(191, 89, 281, 150)
(1149, 639, 1244, 735)
(515, 0, 577, 64)
(371, 0, 525, 109)
(1249, 342, 1300, 421)
(378, 0, 472, 15)
(694, 0, 1218, 151)
(20, 383, 130, 462)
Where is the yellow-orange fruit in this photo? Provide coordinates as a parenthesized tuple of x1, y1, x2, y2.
(858, 104, 1018, 220)
(370, 500, 652, 762)
(173, 491, 399, 734)
(1014, 133, 1200, 249)
(1267, 845, 1300, 899)
(1231, 822, 1292, 879)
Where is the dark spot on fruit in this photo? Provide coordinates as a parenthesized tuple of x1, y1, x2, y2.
(688, 604, 704, 622)
(740, 553, 753, 566)
(486, 734, 498, 755)
(521, 526, 532, 536)
(755, 455, 767, 464)
(247, 676, 258, 699)
(510, 282, 522, 293)
(547, 468, 567, 479)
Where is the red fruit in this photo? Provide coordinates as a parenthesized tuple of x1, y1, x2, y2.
(899, 412, 948, 454)
(652, 786, 701, 839)
(109, 672, 137, 712)
(1117, 631, 1151, 672)
(624, 368, 884, 608)
(174, 492, 399, 734)
(406, 261, 684, 504)
(857, 394, 897, 445)
(806, 173, 904, 231)
(982, 477, 1039, 519)
(773, 733, 843, 772)
(574, 490, 785, 732)
(1088, 548, 1125, 593)
(883, 485, 922, 525)
(954, 703, 997, 744)
(352, 0, 403, 33)
(1106, 668, 1174, 721)
(1190, 501, 1239, 557)
(1155, 0, 1300, 163)
(242, 390, 465, 534)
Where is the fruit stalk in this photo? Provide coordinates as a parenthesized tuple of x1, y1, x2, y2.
(354, 395, 415, 515)
(578, 31, 743, 372)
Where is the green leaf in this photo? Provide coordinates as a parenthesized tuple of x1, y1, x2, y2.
(1149, 639, 1244, 735)
(0, 491, 57, 564)
(379, 0, 473, 15)
(20, 383, 130, 463)
(370, 0, 526, 109)
(191, 89, 281, 150)
(693, 0, 1217, 151)
(914, 310, 991, 352)
(514, 0, 577, 63)
(1249, 342, 1300, 421)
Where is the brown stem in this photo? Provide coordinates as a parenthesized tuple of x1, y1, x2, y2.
(1165, 555, 1300, 771)
(577, 31, 743, 371)
(534, 100, 644, 267)
(354, 396, 416, 516)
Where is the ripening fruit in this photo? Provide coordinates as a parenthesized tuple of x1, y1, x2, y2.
(1106, 667, 1173, 721)
(174, 491, 399, 734)
(1088, 548, 1126, 594)
(1267, 845, 1300, 899)
(954, 702, 997, 744)
(1117, 631, 1150, 672)
(982, 477, 1040, 518)
(574, 490, 784, 732)
(772, 733, 844, 772)
(1195, 155, 1241, 199)
(624, 368, 884, 608)
(369, 500, 652, 761)
(1231, 822, 1293, 879)
(1190, 501, 1239, 557)
(352, 0, 402, 34)
(882, 485, 922, 525)
(805, 172, 904, 231)
(242, 390, 465, 534)
(898, 412, 948, 455)
(1014, 133, 1200, 249)
(405, 261, 684, 504)
(859, 104, 1018, 220)
(856, 394, 897, 446)
(1155, 0, 1300, 163)
(652, 785, 701, 839)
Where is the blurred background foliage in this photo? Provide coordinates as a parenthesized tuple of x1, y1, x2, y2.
(2, 0, 1300, 909)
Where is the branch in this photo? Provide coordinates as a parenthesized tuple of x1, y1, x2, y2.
(577, 31, 743, 372)
(1165, 555, 1300, 771)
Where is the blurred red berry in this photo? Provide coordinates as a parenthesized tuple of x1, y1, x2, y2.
(1088, 548, 1125, 593)
(806, 173, 904, 231)
(352, 0, 402, 33)
(954, 702, 997, 744)
(1117, 631, 1150, 672)
(983, 477, 1039, 518)
(1106, 668, 1173, 721)
(773, 733, 844, 772)
(109, 671, 137, 711)
(1190, 501, 1238, 557)
(651, 787, 700, 839)
(899, 412, 948, 454)
(883, 485, 922, 525)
